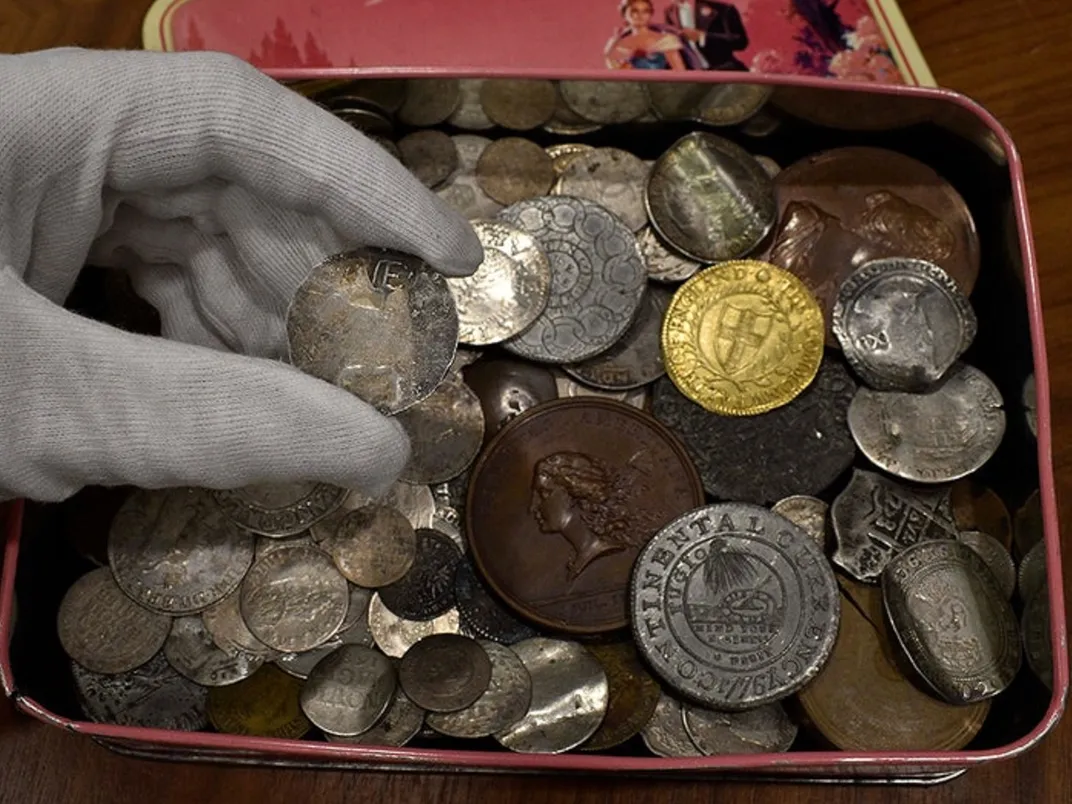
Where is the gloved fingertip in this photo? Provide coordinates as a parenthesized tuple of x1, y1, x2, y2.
(422, 211, 483, 278)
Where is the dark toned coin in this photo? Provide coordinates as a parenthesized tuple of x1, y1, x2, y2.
(379, 529, 463, 621)
(453, 560, 537, 644)
(579, 641, 661, 752)
(1014, 490, 1043, 561)
(467, 398, 704, 634)
(396, 78, 461, 126)
(650, 358, 857, 504)
(951, 478, 1013, 551)
(398, 130, 459, 189)
(479, 79, 558, 130)
(463, 357, 559, 442)
(398, 634, 492, 713)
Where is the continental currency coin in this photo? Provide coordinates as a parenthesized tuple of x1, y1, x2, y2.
(326, 689, 425, 746)
(682, 702, 797, 755)
(1023, 374, 1037, 437)
(630, 503, 840, 710)
(637, 226, 702, 284)
(1018, 540, 1047, 603)
(543, 91, 603, 135)
(398, 130, 459, 189)
(952, 479, 1013, 551)
(274, 584, 375, 679)
(554, 373, 648, 410)
(240, 545, 350, 653)
(70, 652, 208, 731)
(108, 487, 255, 615)
(286, 248, 459, 415)
(207, 664, 310, 738)
(579, 641, 661, 752)
(771, 496, 830, 552)
(163, 616, 263, 687)
(480, 78, 558, 130)
(645, 82, 773, 126)
(425, 641, 532, 737)
(435, 135, 503, 220)
(399, 634, 492, 712)
(201, 588, 276, 659)
(453, 561, 537, 644)
(651, 359, 856, 504)
(327, 505, 417, 587)
(497, 196, 647, 364)
(396, 78, 461, 126)
(847, 363, 1006, 483)
(57, 568, 170, 675)
(558, 80, 648, 124)
(1014, 490, 1043, 560)
(546, 143, 596, 175)
(476, 138, 556, 205)
(661, 261, 824, 416)
(379, 529, 463, 620)
(831, 469, 958, 583)
(832, 258, 977, 391)
(467, 398, 704, 633)
(462, 357, 558, 439)
(553, 147, 650, 232)
(211, 482, 348, 538)
(882, 539, 1021, 704)
(448, 79, 495, 130)
(640, 693, 702, 757)
(1022, 590, 1053, 691)
(645, 133, 776, 262)
(300, 645, 397, 736)
(368, 593, 461, 658)
(494, 638, 609, 753)
(446, 220, 552, 346)
(396, 373, 486, 484)
(958, 530, 1016, 600)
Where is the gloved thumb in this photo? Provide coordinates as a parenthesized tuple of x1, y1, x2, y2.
(0, 268, 409, 502)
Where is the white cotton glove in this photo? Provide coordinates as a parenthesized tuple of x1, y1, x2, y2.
(0, 47, 482, 503)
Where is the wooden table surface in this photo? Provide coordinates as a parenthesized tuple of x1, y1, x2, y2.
(1, 1, 1070, 801)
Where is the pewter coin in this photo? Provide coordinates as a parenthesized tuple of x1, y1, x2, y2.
(201, 588, 276, 659)
(399, 633, 492, 712)
(463, 357, 559, 439)
(274, 584, 375, 679)
(645, 132, 776, 262)
(108, 487, 255, 615)
(497, 196, 647, 363)
(164, 616, 263, 687)
(398, 130, 459, 189)
(831, 469, 958, 583)
(1018, 540, 1047, 603)
(240, 545, 350, 653)
(1023, 373, 1037, 437)
(326, 689, 425, 746)
(771, 495, 830, 552)
(958, 530, 1017, 600)
(637, 225, 702, 284)
(379, 528, 463, 620)
(396, 372, 486, 485)
(435, 135, 503, 220)
(211, 482, 348, 538)
(448, 79, 495, 130)
(480, 78, 558, 130)
(630, 503, 839, 710)
(286, 247, 459, 415)
(641, 693, 702, 758)
(553, 147, 650, 232)
(558, 80, 648, 124)
(368, 593, 462, 658)
(453, 561, 537, 645)
(682, 702, 797, 755)
(847, 363, 1006, 484)
(300, 644, 396, 737)
(1022, 590, 1053, 691)
(327, 504, 417, 588)
(57, 568, 171, 675)
(546, 143, 596, 175)
(554, 372, 648, 409)
(477, 138, 556, 206)
(425, 641, 532, 737)
(833, 258, 977, 392)
(396, 78, 461, 126)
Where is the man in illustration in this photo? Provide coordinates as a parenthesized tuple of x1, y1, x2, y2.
(665, 1, 750, 71)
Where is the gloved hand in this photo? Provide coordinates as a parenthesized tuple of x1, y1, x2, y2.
(0, 48, 482, 503)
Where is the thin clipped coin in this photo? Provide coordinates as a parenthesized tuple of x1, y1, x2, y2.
(396, 372, 486, 485)
(637, 225, 702, 284)
(207, 664, 310, 738)
(379, 528, 463, 621)
(771, 495, 830, 552)
(396, 78, 461, 126)
(163, 616, 263, 687)
(553, 147, 650, 232)
(300, 645, 397, 737)
(435, 135, 503, 220)
(425, 641, 532, 738)
(211, 482, 348, 538)
(448, 79, 495, 130)
(327, 505, 417, 588)
(959, 530, 1017, 600)
(580, 641, 661, 752)
(326, 689, 425, 747)
(476, 137, 555, 205)
(398, 130, 459, 189)
(558, 80, 648, 124)
(399, 633, 492, 713)
(453, 561, 537, 645)
(368, 593, 461, 658)
(683, 702, 797, 755)
(479, 79, 558, 130)
(641, 693, 702, 758)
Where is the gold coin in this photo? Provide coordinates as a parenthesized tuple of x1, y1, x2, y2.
(207, 664, 311, 739)
(545, 143, 595, 176)
(661, 260, 824, 415)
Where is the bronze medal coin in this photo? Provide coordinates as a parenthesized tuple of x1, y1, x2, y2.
(466, 398, 704, 634)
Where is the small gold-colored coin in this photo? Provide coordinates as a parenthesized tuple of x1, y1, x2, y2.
(579, 641, 661, 752)
(661, 260, 824, 416)
(207, 664, 311, 739)
(545, 143, 595, 176)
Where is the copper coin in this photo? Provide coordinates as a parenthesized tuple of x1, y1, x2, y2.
(466, 398, 704, 633)
(951, 479, 1013, 551)
(766, 147, 980, 346)
(476, 138, 555, 206)
(579, 641, 661, 752)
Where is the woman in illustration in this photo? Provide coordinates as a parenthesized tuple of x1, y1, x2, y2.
(605, 0, 692, 71)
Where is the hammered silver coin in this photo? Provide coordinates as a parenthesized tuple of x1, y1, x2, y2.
(958, 530, 1017, 600)
(645, 132, 776, 262)
(1022, 590, 1053, 691)
(108, 487, 255, 616)
(630, 503, 839, 710)
(240, 545, 350, 654)
(448, 79, 495, 130)
(274, 584, 375, 679)
(637, 225, 702, 284)
(771, 495, 830, 552)
(326, 688, 425, 746)
(254, 531, 316, 561)
(163, 616, 263, 687)
(1018, 540, 1048, 603)
(378, 528, 463, 621)
(847, 363, 1006, 484)
(368, 593, 462, 658)
(553, 372, 648, 409)
(497, 196, 647, 363)
(552, 147, 651, 232)
(435, 135, 504, 220)
(882, 539, 1022, 704)
(557, 80, 649, 124)
(832, 258, 977, 392)
(201, 588, 276, 660)
(398, 633, 492, 713)
(425, 641, 532, 738)
(682, 702, 797, 755)
(462, 357, 559, 439)
(300, 644, 397, 737)
(286, 247, 459, 415)
(212, 482, 348, 538)
(312, 483, 437, 544)
(327, 504, 417, 588)
(396, 372, 486, 485)
(494, 638, 609, 754)
(640, 693, 703, 758)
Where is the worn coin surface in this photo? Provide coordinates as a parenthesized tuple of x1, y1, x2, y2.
(641, 693, 703, 758)
(847, 363, 1006, 483)
(396, 373, 486, 485)
(324, 482, 437, 538)
(645, 82, 773, 126)
(398, 130, 459, 189)
(476, 137, 556, 205)
(58, 568, 171, 675)
(327, 505, 417, 588)
(201, 588, 276, 659)
(683, 702, 797, 755)
(832, 258, 977, 391)
(958, 530, 1017, 600)
(448, 79, 495, 130)
(286, 247, 459, 415)
(630, 503, 840, 710)
(206, 664, 311, 738)
(754, 155, 782, 178)
(771, 495, 830, 552)
(425, 641, 532, 738)
(379, 529, 463, 620)
(300, 645, 397, 737)
(553, 147, 650, 232)
(435, 135, 503, 220)
(1018, 540, 1047, 603)
(255, 532, 316, 562)
(163, 616, 263, 687)
(453, 560, 538, 644)
(558, 80, 649, 124)
(463, 357, 559, 439)
(467, 398, 704, 633)
(480, 79, 558, 130)
(546, 143, 596, 175)
(497, 195, 647, 364)
(646, 132, 776, 262)
(543, 93, 604, 135)
(1022, 590, 1053, 691)
(396, 78, 461, 126)
(331, 106, 395, 138)
(109, 487, 255, 615)
(368, 593, 462, 658)
(494, 638, 609, 754)
(326, 689, 425, 746)
(398, 634, 492, 712)
(580, 641, 661, 752)
(637, 225, 703, 284)
(554, 373, 648, 410)
(273, 584, 375, 679)
(212, 482, 348, 538)
(951, 479, 1013, 551)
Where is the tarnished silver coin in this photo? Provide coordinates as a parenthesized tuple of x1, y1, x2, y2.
(425, 641, 532, 737)
(462, 357, 559, 439)
(109, 487, 255, 615)
(368, 593, 462, 658)
(396, 78, 461, 126)
(453, 560, 538, 645)
(399, 633, 492, 712)
(645, 132, 776, 262)
(958, 530, 1017, 600)
(630, 503, 839, 710)
(882, 539, 1022, 704)
(847, 363, 1006, 484)
(446, 220, 552, 346)
(831, 469, 958, 583)
(164, 616, 263, 687)
(682, 702, 797, 755)
(396, 373, 486, 485)
(58, 568, 171, 675)
(286, 248, 459, 415)
(70, 652, 208, 731)
(326, 688, 425, 746)
(542, 92, 603, 135)
(327, 505, 417, 588)
(476, 137, 556, 206)
(398, 130, 459, 189)
(546, 143, 596, 175)
(212, 482, 348, 538)
(554, 372, 648, 409)
(479, 78, 558, 130)
(553, 147, 650, 232)
(558, 80, 648, 124)
(1018, 540, 1048, 603)
(255, 532, 315, 561)
(201, 588, 276, 660)
(379, 528, 463, 620)
(494, 638, 609, 754)
(448, 79, 495, 130)
(300, 644, 397, 737)
(645, 82, 774, 126)
(832, 258, 978, 392)
(1023, 373, 1037, 437)
(435, 135, 503, 220)
(637, 225, 702, 284)
(563, 285, 670, 390)
(273, 584, 374, 679)
(771, 495, 830, 552)
(641, 693, 703, 758)
(240, 545, 350, 654)
(1022, 590, 1053, 691)
(497, 196, 647, 363)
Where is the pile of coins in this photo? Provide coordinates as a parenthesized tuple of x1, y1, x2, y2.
(53, 77, 1051, 757)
